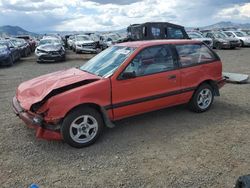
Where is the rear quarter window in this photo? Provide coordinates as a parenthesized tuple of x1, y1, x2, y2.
(168, 27, 184, 39)
(176, 44, 216, 67)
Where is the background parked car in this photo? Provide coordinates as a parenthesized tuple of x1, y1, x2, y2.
(10, 38, 31, 57)
(0, 41, 20, 66)
(223, 31, 250, 47)
(204, 31, 241, 49)
(35, 37, 65, 63)
(72, 35, 98, 53)
(99, 33, 120, 49)
(67, 35, 75, 49)
(16, 35, 36, 52)
(240, 29, 250, 35)
(127, 22, 189, 41)
(0, 40, 21, 62)
(187, 31, 213, 48)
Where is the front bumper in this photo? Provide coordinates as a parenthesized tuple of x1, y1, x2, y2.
(36, 53, 65, 62)
(230, 42, 241, 48)
(12, 96, 62, 140)
(76, 46, 97, 53)
(221, 43, 231, 49)
(243, 41, 250, 46)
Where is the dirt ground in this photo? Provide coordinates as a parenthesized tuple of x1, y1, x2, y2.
(0, 48, 250, 188)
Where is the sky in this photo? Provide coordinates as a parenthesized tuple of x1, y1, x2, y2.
(0, 0, 250, 32)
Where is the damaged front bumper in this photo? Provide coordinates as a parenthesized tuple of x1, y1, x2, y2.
(12, 96, 62, 140)
(76, 46, 98, 53)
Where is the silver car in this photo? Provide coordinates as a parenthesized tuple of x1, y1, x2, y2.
(187, 32, 213, 48)
(224, 31, 250, 46)
(72, 35, 98, 53)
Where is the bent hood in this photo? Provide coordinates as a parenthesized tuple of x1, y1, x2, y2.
(16, 68, 100, 110)
(75, 40, 95, 45)
(37, 44, 62, 52)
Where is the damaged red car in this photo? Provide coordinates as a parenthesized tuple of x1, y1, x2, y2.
(13, 40, 225, 148)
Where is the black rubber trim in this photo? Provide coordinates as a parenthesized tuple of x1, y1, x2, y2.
(30, 79, 99, 112)
(104, 86, 196, 110)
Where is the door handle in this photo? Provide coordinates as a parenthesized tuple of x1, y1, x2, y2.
(168, 75, 176, 79)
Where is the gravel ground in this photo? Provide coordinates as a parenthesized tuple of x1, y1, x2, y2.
(0, 48, 250, 188)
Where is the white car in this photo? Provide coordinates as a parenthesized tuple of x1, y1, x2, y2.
(67, 35, 75, 50)
(72, 35, 98, 53)
(99, 34, 120, 49)
(188, 32, 213, 48)
(224, 31, 250, 46)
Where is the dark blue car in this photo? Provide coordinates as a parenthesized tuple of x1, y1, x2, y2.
(0, 40, 21, 66)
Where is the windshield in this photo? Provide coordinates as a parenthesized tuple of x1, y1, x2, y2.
(214, 33, 227, 38)
(76, 35, 90, 41)
(90, 34, 99, 41)
(0, 41, 9, 47)
(11, 39, 23, 46)
(235, 32, 245, 37)
(39, 39, 60, 45)
(189, 33, 203, 38)
(105, 34, 119, 41)
(0, 44, 7, 50)
(80, 46, 135, 77)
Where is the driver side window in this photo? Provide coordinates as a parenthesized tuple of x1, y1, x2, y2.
(124, 45, 175, 77)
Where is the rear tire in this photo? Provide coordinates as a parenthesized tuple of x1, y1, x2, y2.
(188, 84, 214, 113)
(61, 107, 104, 148)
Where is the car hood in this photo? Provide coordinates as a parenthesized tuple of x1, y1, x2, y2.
(216, 38, 231, 42)
(37, 44, 62, 51)
(237, 36, 250, 41)
(75, 40, 95, 45)
(193, 38, 212, 42)
(16, 68, 100, 110)
(0, 46, 8, 54)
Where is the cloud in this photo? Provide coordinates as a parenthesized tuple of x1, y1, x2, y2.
(0, 0, 249, 32)
(88, 0, 142, 5)
(216, 3, 250, 21)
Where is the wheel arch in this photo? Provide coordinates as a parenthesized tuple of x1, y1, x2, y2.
(64, 103, 115, 128)
(197, 79, 220, 96)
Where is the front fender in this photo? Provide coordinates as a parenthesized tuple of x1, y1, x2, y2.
(38, 78, 112, 122)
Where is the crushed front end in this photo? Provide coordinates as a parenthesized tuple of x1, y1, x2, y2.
(12, 96, 62, 140)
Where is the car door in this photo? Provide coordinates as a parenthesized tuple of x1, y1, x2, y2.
(111, 44, 182, 120)
(175, 43, 218, 102)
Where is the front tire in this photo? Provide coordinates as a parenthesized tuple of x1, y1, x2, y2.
(61, 107, 104, 148)
(240, 40, 244, 47)
(188, 84, 214, 113)
(8, 55, 14, 66)
(215, 42, 222, 50)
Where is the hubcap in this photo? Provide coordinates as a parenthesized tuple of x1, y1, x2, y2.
(69, 115, 98, 143)
(197, 88, 212, 110)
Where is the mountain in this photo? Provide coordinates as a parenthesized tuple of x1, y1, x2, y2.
(0, 25, 38, 37)
(1, 21, 250, 37)
(189, 21, 250, 31)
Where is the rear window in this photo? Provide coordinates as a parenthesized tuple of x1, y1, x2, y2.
(176, 44, 216, 67)
(168, 27, 184, 39)
(151, 27, 161, 38)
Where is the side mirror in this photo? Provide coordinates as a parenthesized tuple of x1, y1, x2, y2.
(120, 71, 136, 80)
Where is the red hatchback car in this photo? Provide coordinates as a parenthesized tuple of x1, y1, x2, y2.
(13, 40, 225, 148)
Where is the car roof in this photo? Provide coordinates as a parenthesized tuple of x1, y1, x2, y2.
(116, 40, 201, 48)
(76, 34, 89, 37)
